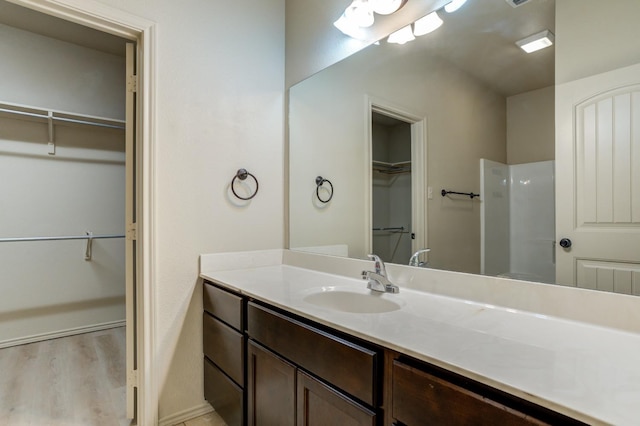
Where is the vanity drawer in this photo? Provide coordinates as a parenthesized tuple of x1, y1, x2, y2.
(392, 360, 547, 426)
(203, 313, 244, 385)
(204, 357, 243, 426)
(247, 302, 378, 406)
(203, 280, 243, 331)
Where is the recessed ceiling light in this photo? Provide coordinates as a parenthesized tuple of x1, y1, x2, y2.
(516, 30, 555, 53)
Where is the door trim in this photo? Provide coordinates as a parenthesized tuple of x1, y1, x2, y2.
(9, 0, 158, 424)
(365, 95, 428, 259)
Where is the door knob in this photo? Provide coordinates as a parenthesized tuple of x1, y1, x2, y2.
(559, 238, 572, 248)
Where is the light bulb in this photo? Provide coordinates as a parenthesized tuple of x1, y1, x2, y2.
(413, 11, 443, 36)
(388, 25, 415, 44)
(370, 0, 405, 15)
(344, 0, 375, 28)
(444, 0, 468, 13)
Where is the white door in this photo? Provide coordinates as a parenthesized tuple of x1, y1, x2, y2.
(125, 42, 138, 419)
(556, 62, 640, 295)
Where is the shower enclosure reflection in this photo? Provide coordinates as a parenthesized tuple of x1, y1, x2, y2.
(481, 159, 555, 283)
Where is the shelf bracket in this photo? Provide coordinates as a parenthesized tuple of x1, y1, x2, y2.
(47, 111, 55, 155)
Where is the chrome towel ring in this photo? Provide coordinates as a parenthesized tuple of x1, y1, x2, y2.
(315, 176, 333, 203)
(232, 168, 259, 200)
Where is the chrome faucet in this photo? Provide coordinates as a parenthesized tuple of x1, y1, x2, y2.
(409, 248, 431, 267)
(362, 254, 399, 293)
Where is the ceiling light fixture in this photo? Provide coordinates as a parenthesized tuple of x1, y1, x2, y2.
(413, 11, 443, 36)
(370, 0, 407, 15)
(344, 0, 375, 28)
(333, 14, 362, 38)
(444, 0, 468, 13)
(387, 25, 415, 44)
(516, 30, 555, 53)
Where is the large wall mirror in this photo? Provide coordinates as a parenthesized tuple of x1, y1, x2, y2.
(289, 0, 640, 295)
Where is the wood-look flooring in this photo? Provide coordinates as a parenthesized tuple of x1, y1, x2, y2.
(0, 327, 130, 426)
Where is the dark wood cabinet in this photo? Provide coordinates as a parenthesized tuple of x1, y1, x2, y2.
(203, 281, 245, 426)
(202, 280, 583, 426)
(392, 360, 545, 426)
(246, 302, 378, 406)
(204, 357, 243, 426)
(297, 370, 376, 426)
(247, 340, 296, 426)
(246, 301, 379, 425)
(390, 358, 586, 426)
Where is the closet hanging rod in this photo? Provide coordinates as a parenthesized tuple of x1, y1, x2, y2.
(53, 116, 125, 130)
(372, 226, 405, 232)
(0, 234, 125, 243)
(0, 103, 125, 130)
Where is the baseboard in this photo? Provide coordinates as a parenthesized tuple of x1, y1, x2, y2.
(158, 402, 214, 426)
(0, 319, 126, 349)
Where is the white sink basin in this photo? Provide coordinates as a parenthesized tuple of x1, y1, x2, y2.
(302, 287, 403, 314)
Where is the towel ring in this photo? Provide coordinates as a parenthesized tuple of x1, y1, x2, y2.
(231, 168, 259, 200)
(315, 176, 333, 203)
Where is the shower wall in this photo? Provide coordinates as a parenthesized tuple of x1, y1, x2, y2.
(480, 159, 510, 276)
(510, 161, 555, 283)
(481, 159, 555, 283)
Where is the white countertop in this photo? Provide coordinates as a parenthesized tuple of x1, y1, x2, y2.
(200, 262, 640, 425)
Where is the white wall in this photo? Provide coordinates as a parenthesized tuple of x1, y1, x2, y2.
(0, 24, 126, 345)
(506, 86, 554, 165)
(556, 0, 640, 85)
(0, 23, 125, 119)
(290, 43, 506, 274)
(55, 0, 284, 420)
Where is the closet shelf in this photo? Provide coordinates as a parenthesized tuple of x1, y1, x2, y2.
(372, 160, 411, 175)
(0, 101, 125, 130)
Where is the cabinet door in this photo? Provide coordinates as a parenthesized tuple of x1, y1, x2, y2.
(204, 358, 243, 426)
(297, 370, 376, 426)
(247, 340, 296, 426)
(392, 361, 547, 426)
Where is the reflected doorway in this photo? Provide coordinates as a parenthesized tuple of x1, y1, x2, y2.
(371, 112, 413, 263)
(368, 101, 427, 266)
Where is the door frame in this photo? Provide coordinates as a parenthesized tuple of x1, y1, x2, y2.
(8, 0, 158, 424)
(365, 96, 427, 260)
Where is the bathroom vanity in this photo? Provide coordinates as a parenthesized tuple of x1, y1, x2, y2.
(200, 250, 640, 426)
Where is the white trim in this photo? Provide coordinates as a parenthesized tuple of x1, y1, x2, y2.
(0, 320, 126, 349)
(9, 1, 158, 425)
(157, 403, 214, 426)
(366, 95, 428, 258)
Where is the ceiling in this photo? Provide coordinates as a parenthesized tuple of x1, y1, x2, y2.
(0, 0, 555, 96)
(380, 0, 556, 97)
(0, 0, 127, 56)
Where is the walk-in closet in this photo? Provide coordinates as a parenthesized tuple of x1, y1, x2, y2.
(0, 1, 130, 423)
